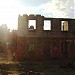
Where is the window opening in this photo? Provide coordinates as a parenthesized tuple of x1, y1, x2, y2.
(61, 21, 68, 31)
(44, 20, 51, 30)
(29, 44, 34, 51)
(28, 20, 36, 30)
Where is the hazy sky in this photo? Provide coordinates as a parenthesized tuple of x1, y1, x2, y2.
(0, 0, 74, 30)
(18, 0, 74, 18)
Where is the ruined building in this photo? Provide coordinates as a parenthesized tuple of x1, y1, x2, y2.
(16, 14, 75, 61)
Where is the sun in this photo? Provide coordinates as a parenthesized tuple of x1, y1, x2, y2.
(0, 0, 22, 30)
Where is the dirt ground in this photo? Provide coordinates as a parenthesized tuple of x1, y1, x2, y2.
(0, 58, 75, 75)
(19, 58, 75, 75)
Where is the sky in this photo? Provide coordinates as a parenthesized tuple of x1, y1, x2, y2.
(0, 0, 74, 30)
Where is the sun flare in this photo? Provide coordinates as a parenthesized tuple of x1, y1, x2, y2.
(0, 0, 22, 30)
